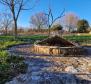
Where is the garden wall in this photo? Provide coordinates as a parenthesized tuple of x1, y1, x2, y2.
(31, 44, 84, 56)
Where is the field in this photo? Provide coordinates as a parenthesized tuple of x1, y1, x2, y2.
(64, 34, 91, 46)
(0, 35, 48, 42)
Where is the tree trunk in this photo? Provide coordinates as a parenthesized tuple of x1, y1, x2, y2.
(5, 27, 7, 35)
(38, 25, 41, 32)
(48, 25, 51, 36)
(14, 19, 17, 38)
(69, 27, 70, 32)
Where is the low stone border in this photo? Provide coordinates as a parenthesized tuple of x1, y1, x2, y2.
(31, 44, 85, 56)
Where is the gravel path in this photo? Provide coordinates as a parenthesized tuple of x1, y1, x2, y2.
(6, 44, 91, 84)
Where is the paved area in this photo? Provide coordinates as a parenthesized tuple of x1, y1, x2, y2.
(6, 44, 91, 84)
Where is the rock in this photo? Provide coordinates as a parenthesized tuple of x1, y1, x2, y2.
(87, 74, 91, 79)
(31, 76, 41, 81)
(59, 73, 77, 84)
(31, 71, 41, 76)
(31, 66, 41, 72)
(17, 74, 27, 82)
(78, 64, 88, 72)
(6, 78, 20, 84)
(16, 74, 31, 82)
(65, 66, 78, 73)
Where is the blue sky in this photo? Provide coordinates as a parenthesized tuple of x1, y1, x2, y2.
(0, 0, 91, 28)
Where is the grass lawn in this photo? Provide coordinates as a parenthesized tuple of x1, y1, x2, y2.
(1, 34, 91, 44)
(63, 34, 91, 46)
(0, 35, 48, 42)
(0, 34, 91, 45)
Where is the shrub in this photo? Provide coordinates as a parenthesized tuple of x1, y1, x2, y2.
(51, 24, 63, 31)
(0, 51, 27, 84)
(0, 51, 9, 63)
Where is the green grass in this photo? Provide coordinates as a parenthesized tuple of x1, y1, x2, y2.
(64, 35, 91, 41)
(0, 51, 9, 63)
(64, 34, 91, 45)
(0, 41, 23, 50)
(0, 34, 91, 45)
(1, 34, 91, 45)
(0, 35, 48, 42)
(0, 35, 48, 49)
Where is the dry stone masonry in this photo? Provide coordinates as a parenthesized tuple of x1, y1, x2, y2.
(32, 36, 85, 56)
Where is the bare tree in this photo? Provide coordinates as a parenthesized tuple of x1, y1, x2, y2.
(45, 8, 65, 36)
(62, 12, 79, 32)
(0, 13, 13, 35)
(30, 12, 48, 31)
(0, 0, 38, 37)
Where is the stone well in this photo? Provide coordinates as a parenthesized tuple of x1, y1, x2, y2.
(31, 36, 84, 56)
(32, 44, 84, 56)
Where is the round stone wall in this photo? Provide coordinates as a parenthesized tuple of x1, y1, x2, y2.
(31, 44, 84, 56)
